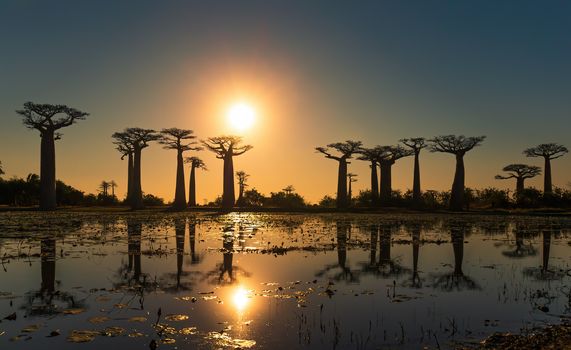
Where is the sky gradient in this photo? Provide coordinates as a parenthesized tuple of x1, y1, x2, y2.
(1, 1, 570, 203)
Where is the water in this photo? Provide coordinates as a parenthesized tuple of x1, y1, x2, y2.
(0, 212, 570, 349)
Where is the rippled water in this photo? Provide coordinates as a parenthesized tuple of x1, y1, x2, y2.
(0, 212, 570, 349)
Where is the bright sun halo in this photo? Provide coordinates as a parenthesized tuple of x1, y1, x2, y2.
(227, 102, 255, 131)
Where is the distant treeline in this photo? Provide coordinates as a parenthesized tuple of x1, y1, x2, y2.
(0, 174, 164, 207)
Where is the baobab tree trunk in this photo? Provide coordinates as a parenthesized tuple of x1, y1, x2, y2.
(379, 161, 393, 205)
(40, 130, 57, 210)
(222, 153, 235, 209)
(237, 185, 244, 206)
(172, 149, 186, 210)
(543, 157, 552, 194)
(412, 152, 421, 204)
(516, 177, 525, 194)
(131, 147, 144, 210)
(412, 226, 420, 276)
(126, 153, 134, 205)
(336, 222, 348, 268)
(188, 165, 196, 207)
(370, 161, 379, 206)
(450, 154, 465, 211)
(336, 160, 348, 208)
(379, 226, 391, 264)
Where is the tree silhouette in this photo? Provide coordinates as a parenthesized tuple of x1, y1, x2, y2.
(282, 185, 295, 195)
(495, 164, 541, 194)
(184, 156, 206, 207)
(429, 135, 486, 211)
(357, 147, 383, 206)
(523, 143, 568, 194)
(378, 145, 413, 204)
(400, 137, 427, 205)
(159, 128, 201, 210)
(115, 128, 161, 209)
(316, 140, 362, 209)
(235, 170, 250, 206)
(98, 180, 110, 196)
(109, 180, 117, 197)
(112, 131, 135, 205)
(16, 102, 89, 210)
(347, 173, 357, 204)
(201, 136, 253, 209)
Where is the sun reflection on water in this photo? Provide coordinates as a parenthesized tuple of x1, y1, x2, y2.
(232, 286, 251, 312)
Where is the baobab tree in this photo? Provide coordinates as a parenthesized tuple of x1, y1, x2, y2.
(159, 128, 201, 210)
(16, 102, 89, 210)
(347, 173, 357, 203)
(315, 140, 362, 209)
(377, 145, 413, 204)
(114, 128, 160, 209)
(523, 143, 568, 194)
(400, 137, 427, 204)
(429, 135, 486, 211)
(235, 170, 250, 206)
(202, 136, 253, 209)
(184, 156, 206, 207)
(357, 147, 384, 206)
(112, 132, 135, 205)
(495, 164, 541, 194)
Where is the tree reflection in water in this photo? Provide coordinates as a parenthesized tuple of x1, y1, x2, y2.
(432, 223, 480, 291)
(315, 221, 359, 282)
(523, 225, 567, 281)
(203, 225, 251, 285)
(22, 238, 84, 316)
(501, 223, 537, 259)
(359, 222, 409, 281)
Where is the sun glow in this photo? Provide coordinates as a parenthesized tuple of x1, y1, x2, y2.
(227, 102, 256, 131)
(232, 286, 251, 312)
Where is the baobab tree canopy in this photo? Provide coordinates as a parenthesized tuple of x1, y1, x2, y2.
(523, 143, 568, 159)
(400, 137, 427, 153)
(495, 164, 541, 180)
(378, 145, 414, 163)
(429, 135, 486, 155)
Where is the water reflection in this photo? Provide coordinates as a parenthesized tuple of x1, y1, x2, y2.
(315, 221, 358, 282)
(502, 223, 537, 258)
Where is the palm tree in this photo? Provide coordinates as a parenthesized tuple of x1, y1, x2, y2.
(523, 143, 568, 194)
(235, 171, 250, 206)
(495, 164, 541, 194)
(400, 137, 427, 205)
(109, 180, 118, 197)
(184, 156, 207, 207)
(16, 102, 89, 210)
(159, 128, 201, 210)
(429, 135, 486, 211)
(315, 140, 362, 209)
(98, 181, 110, 196)
(201, 136, 253, 210)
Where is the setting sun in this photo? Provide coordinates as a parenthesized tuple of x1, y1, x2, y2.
(227, 102, 256, 132)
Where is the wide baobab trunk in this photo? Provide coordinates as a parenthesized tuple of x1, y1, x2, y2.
(336, 160, 348, 208)
(237, 185, 244, 206)
(450, 154, 465, 211)
(543, 157, 552, 194)
(40, 130, 57, 210)
(370, 161, 379, 206)
(412, 152, 421, 204)
(379, 161, 393, 205)
(516, 177, 525, 194)
(222, 153, 235, 209)
(188, 165, 196, 207)
(172, 150, 186, 210)
(131, 147, 144, 210)
(127, 153, 134, 205)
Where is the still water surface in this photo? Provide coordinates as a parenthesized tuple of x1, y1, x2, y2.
(0, 212, 570, 349)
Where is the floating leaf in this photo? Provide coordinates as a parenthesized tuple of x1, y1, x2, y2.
(88, 316, 110, 324)
(164, 314, 189, 322)
(102, 326, 125, 337)
(67, 330, 99, 343)
(63, 308, 86, 315)
(180, 327, 198, 335)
